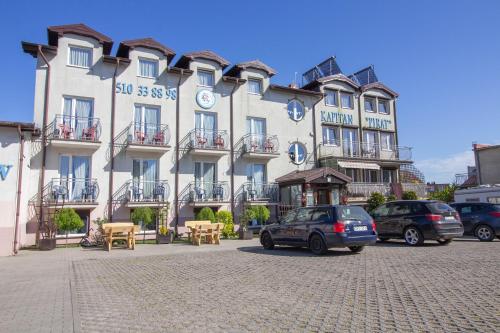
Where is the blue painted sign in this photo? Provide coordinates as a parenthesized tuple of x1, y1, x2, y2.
(115, 82, 177, 100)
(320, 111, 353, 125)
(0, 164, 12, 181)
(365, 117, 392, 130)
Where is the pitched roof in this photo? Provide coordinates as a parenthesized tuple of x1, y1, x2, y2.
(225, 60, 277, 77)
(360, 82, 399, 97)
(175, 50, 230, 69)
(269, 84, 323, 97)
(461, 175, 478, 187)
(276, 167, 352, 184)
(117, 38, 175, 61)
(47, 23, 113, 55)
(301, 73, 359, 90)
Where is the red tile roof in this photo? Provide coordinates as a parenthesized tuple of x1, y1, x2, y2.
(47, 23, 113, 55)
(175, 50, 230, 69)
(276, 167, 351, 184)
(117, 38, 175, 61)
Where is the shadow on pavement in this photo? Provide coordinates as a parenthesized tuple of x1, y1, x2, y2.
(237, 246, 359, 257)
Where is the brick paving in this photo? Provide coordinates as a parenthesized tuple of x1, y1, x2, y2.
(0, 239, 499, 332)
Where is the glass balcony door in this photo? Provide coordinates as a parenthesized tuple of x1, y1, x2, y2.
(363, 130, 378, 158)
(195, 112, 217, 147)
(342, 128, 359, 157)
(194, 162, 216, 200)
(247, 164, 266, 199)
(132, 159, 158, 200)
(59, 155, 90, 200)
(62, 97, 94, 140)
(134, 105, 160, 144)
(246, 117, 266, 151)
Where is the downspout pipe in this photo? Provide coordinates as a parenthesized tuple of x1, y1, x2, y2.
(37, 46, 50, 242)
(311, 94, 323, 167)
(13, 125, 25, 254)
(108, 59, 120, 221)
(174, 69, 183, 235)
(229, 80, 239, 222)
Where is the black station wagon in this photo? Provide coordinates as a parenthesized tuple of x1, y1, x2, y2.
(259, 205, 377, 255)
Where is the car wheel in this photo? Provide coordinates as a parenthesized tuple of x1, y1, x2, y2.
(309, 234, 327, 255)
(475, 225, 495, 242)
(260, 232, 274, 250)
(404, 227, 424, 246)
(437, 239, 452, 245)
(378, 237, 390, 242)
(348, 246, 364, 253)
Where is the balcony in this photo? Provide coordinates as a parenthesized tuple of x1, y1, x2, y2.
(242, 182, 279, 205)
(125, 122, 171, 154)
(187, 181, 229, 207)
(47, 115, 101, 149)
(187, 129, 229, 157)
(45, 177, 99, 209)
(347, 182, 427, 201)
(318, 140, 412, 162)
(125, 180, 170, 208)
(241, 134, 280, 160)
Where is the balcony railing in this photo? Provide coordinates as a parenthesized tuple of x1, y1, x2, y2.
(243, 182, 279, 202)
(401, 183, 427, 198)
(188, 181, 229, 202)
(242, 134, 279, 154)
(189, 129, 228, 150)
(128, 122, 171, 146)
(318, 141, 412, 161)
(48, 115, 101, 142)
(126, 180, 170, 203)
(47, 177, 99, 203)
(347, 182, 392, 198)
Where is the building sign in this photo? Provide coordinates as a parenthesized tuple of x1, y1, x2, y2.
(196, 90, 216, 109)
(0, 165, 12, 181)
(320, 111, 353, 125)
(365, 117, 392, 130)
(115, 82, 177, 100)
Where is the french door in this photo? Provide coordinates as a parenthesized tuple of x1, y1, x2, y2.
(132, 159, 158, 200)
(246, 117, 266, 150)
(363, 130, 378, 157)
(342, 128, 359, 157)
(195, 112, 217, 146)
(59, 155, 90, 200)
(194, 162, 216, 199)
(62, 97, 93, 140)
(134, 105, 160, 143)
(247, 164, 266, 199)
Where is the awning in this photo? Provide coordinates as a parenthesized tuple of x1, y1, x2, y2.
(337, 161, 380, 170)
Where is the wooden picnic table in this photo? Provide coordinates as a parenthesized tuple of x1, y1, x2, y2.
(185, 221, 223, 246)
(102, 223, 139, 251)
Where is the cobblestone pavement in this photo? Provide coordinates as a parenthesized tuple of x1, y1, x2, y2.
(1, 239, 499, 332)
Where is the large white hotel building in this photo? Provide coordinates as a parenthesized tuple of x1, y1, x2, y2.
(0, 23, 425, 255)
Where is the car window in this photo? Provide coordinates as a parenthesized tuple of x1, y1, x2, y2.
(460, 205, 473, 214)
(336, 206, 372, 222)
(410, 203, 427, 215)
(281, 210, 296, 224)
(427, 202, 455, 214)
(311, 208, 331, 222)
(389, 203, 412, 216)
(372, 204, 389, 217)
(295, 208, 314, 223)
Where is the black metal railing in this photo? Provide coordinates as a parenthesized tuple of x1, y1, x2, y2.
(318, 140, 412, 161)
(128, 122, 171, 146)
(242, 134, 279, 154)
(47, 178, 99, 203)
(188, 181, 229, 202)
(189, 129, 228, 150)
(47, 115, 101, 142)
(126, 180, 170, 203)
(243, 182, 279, 202)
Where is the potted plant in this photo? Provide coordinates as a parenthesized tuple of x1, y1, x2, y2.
(131, 207, 154, 243)
(238, 208, 255, 240)
(157, 205, 173, 244)
(53, 208, 84, 247)
(39, 218, 58, 251)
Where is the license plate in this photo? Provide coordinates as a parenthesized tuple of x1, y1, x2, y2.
(444, 216, 455, 221)
(353, 226, 368, 231)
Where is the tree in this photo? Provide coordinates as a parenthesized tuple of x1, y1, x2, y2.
(428, 184, 457, 203)
(239, 208, 256, 233)
(386, 194, 397, 202)
(54, 208, 84, 246)
(196, 207, 215, 223)
(215, 210, 235, 238)
(131, 207, 155, 243)
(367, 192, 386, 213)
(249, 206, 270, 225)
(402, 191, 418, 200)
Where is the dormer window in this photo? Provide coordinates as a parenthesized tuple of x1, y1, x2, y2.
(340, 92, 353, 109)
(378, 99, 389, 114)
(197, 69, 215, 87)
(68, 46, 92, 68)
(138, 58, 158, 78)
(247, 78, 262, 95)
(325, 89, 338, 106)
(364, 97, 376, 112)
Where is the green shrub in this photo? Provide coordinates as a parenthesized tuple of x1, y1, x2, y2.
(367, 192, 386, 213)
(402, 191, 418, 200)
(195, 207, 216, 223)
(54, 208, 84, 245)
(215, 210, 236, 238)
(131, 207, 155, 243)
(386, 194, 397, 202)
(428, 185, 456, 203)
(249, 206, 270, 225)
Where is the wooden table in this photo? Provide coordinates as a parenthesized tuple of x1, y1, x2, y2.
(102, 223, 138, 251)
(185, 221, 223, 246)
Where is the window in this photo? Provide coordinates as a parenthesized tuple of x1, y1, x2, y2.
(58, 155, 91, 202)
(62, 97, 94, 140)
(372, 204, 389, 218)
(138, 58, 159, 78)
(380, 132, 394, 151)
(340, 92, 353, 109)
(364, 169, 379, 183)
(288, 142, 306, 164)
(296, 208, 314, 223)
(389, 203, 412, 215)
(248, 78, 262, 94)
(345, 168, 361, 182)
(364, 97, 375, 112)
(382, 169, 396, 183)
(132, 159, 159, 205)
(378, 99, 389, 114)
(281, 209, 297, 224)
(68, 46, 91, 68)
(322, 126, 339, 145)
(133, 105, 160, 143)
(311, 208, 331, 222)
(342, 128, 359, 157)
(197, 69, 215, 87)
(325, 89, 338, 106)
(488, 197, 500, 204)
(287, 100, 305, 121)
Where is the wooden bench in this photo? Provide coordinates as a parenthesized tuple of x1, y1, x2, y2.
(185, 220, 212, 242)
(102, 223, 139, 251)
(191, 223, 223, 246)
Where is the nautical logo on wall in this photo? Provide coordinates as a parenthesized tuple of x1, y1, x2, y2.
(196, 89, 216, 109)
(0, 164, 12, 181)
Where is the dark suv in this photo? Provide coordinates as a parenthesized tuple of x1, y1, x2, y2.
(450, 202, 500, 241)
(371, 200, 464, 246)
(259, 205, 377, 255)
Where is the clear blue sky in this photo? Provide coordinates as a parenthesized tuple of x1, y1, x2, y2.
(1, 0, 498, 182)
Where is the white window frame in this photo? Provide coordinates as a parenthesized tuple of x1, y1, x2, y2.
(287, 100, 305, 122)
(67, 45, 92, 69)
(288, 142, 307, 165)
(322, 125, 339, 146)
(380, 132, 395, 151)
(197, 69, 215, 87)
(340, 92, 354, 109)
(194, 161, 217, 183)
(137, 57, 159, 79)
(378, 98, 390, 114)
(364, 96, 376, 113)
(324, 89, 338, 106)
(247, 78, 263, 95)
(133, 104, 161, 127)
(246, 163, 267, 183)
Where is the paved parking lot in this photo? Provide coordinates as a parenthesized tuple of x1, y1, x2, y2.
(0, 238, 499, 332)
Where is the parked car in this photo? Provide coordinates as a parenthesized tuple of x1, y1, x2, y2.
(259, 205, 377, 255)
(449, 202, 500, 241)
(371, 200, 464, 246)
